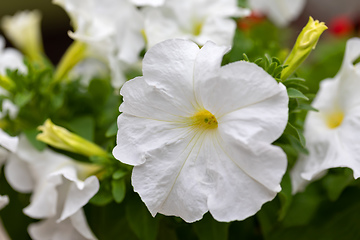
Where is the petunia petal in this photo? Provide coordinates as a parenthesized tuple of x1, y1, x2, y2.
(5, 154, 34, 193)
(113, 114, 192, 165)
(142, 39, 200, 111)
(207, 136, 284, 221)
(59, 172, 99, 221)
(120, 77, 193, 120)
(196, 61, 285, 117)
(132, 130, 214, 222)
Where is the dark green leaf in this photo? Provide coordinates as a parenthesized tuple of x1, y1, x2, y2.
(126, 195, 160, 240)
(278, 172, 292, 220)
(193, 213, 229, 240)
(65, 116, 95, 141)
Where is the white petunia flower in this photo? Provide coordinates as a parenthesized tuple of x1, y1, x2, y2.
(142, 0, 250, 48)
(291, 38, 360, 193)
(113, 39, 288, 222)
(54, 0, 145, 88)
(248, 0, 306, 27)
(5, 136, 99, 239)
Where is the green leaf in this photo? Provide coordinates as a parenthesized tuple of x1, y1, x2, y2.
(193, 213, 229, 240)
(14, 92, 33, 107)
(297, 103, 318, 112)
(321, 168, 354, 201)
(284, 123, 306, 147)
(24, 128, 46, 151)
(111, 179, 126, 203)
(90, 182, 113, 206)
(105, 121, 118, 137)
(287, 88, 309, 100)
(112, 169, 127, 180)
(65, 116, 95, 141)
(126, 195, 160, 240)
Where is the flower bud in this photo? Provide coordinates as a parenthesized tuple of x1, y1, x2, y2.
(1, 10, 44, 62)
(281, 17, 327, 80)
(37, 119, 108, 158)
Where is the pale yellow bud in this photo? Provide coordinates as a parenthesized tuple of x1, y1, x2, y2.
(37, 119, 108, 158)
(281, 17, 327, 80)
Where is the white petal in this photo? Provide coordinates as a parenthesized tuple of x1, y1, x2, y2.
(70, 209, 98, 240)
(29, 209, 97, 240)
(218, 86, 288, 144)
(339, 37, 360, 73)
(132, 130, 213, 222)
(23, 173, 62, 219)
(59, 174, 99, 221)
(207, 134, 285, 221)
(142, 39, 200, 112)
(113, 113, 192, 165)
(195, 61, 286, 118)
(0, 129, 18, 153)
(194, 17, 236, 46)
(119, 77, 193, 121)
(5, 154, 34, 193)
(249, 0, 305, 27)
(0, 195, 9, 210)
(193, 41, 230, 92)
(217, 128, 287, 194)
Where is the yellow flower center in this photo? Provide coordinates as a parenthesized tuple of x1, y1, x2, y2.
(192, 21, 203, 36)
(191, 109, 218, 129)
(326, 111, 344, 129)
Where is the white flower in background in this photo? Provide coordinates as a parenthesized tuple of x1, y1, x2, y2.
(142, 0, 250, 48)
(0, 36, 27, 75)
(1, 10, 44, 61)
(130, 0, 165, 6)
(248, 0, 306, 27)
(54, 0, 145, 88)
(5, 136, 99, 240)
(0, 196, 8, 210)
(113, 39, 288, 222)
(291, 38, 360, 193)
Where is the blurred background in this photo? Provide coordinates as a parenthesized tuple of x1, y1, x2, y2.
(0, 0, 360, 64)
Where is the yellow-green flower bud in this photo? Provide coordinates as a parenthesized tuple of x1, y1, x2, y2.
(53, 40, 87, 83)
(281, 17, 327, 80)
(37, 119, 108, 158)
(0, 75, 15, 91)
(1, 10, 44, 62)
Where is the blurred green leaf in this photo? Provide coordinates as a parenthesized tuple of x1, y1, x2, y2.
(193, 213, 229, 240)
(112, 179, 126, 203)
(287, 88, 309, 100)
(126, 195, 160, 240)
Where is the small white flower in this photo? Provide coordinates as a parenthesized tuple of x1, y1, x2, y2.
(248, 0, 306, 27)
(291, 38, 360, 193)
(143, 0, 250, 48)
(113, 39, 288, 222)
(54, 0, 145, 88)
(0, 35, 27, 75)
(1, 10, 44, 61)
(5, 136, 99, 239)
